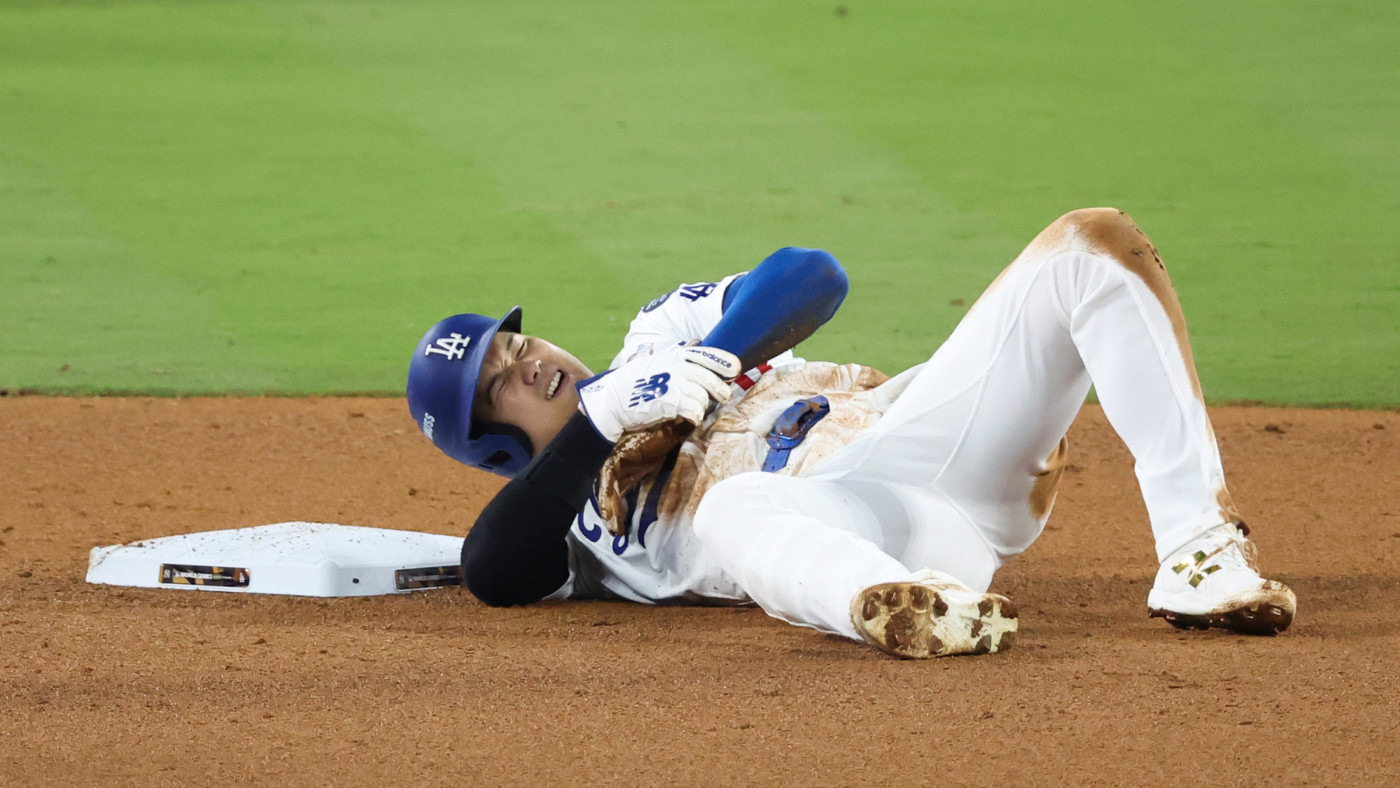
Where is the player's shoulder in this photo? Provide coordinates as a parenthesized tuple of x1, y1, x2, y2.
(638, 277, 735, 316)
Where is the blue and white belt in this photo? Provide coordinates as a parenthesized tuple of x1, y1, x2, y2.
(761, 395, 831, 473)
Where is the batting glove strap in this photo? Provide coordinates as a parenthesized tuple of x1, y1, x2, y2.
(677, 345, 742, 381)
(576, 348, 736, 442)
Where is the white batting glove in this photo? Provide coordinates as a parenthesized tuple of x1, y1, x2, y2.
(577, 346, 740, 442)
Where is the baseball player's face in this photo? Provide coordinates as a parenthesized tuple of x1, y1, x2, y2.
(474, 331, 593, 453)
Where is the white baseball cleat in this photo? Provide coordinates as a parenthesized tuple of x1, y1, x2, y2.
(1147, 523, 1296, 635)
(850, 569, 1018, 659)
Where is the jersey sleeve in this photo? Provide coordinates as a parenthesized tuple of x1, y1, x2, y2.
(609, 273, 745, 369)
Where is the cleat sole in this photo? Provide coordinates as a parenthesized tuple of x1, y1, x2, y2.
(1150, 601, 1294, 636)
(1148, 580, 1296, 636)
(852, 581, 1018, 659)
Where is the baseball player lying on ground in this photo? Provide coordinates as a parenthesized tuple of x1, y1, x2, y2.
(407, 208, 1296, 659)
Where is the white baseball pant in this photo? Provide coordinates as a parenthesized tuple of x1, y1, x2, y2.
(691, 208, 1243, 639)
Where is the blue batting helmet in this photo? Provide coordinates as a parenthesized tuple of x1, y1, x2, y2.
(406, 308, 534, 477)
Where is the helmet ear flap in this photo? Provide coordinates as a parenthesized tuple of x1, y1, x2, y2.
(471, 421, 534, 472)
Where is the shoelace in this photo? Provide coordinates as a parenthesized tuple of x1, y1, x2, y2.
(1193, 523, 1259, 573)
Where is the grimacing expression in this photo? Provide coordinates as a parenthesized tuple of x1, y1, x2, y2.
(473, 331, 593, 454)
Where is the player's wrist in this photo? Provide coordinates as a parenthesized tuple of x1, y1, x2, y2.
(576, 371, 624, 442)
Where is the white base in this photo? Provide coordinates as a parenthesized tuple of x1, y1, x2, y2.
(85, 522, 464, 597)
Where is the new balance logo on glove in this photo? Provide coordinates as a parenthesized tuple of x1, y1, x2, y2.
(576, 346, 736, 442)
(628, 373, 671, 406)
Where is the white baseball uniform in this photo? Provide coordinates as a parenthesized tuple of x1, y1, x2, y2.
(550, 209, 1242, 643)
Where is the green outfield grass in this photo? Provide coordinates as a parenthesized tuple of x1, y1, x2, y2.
(1, 1, 1396, 404)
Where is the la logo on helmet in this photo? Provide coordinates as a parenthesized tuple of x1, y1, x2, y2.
(424, 333, 470, 360)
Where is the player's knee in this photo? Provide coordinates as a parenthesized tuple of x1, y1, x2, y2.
(1052, 207, 1166, 272)
(1053, 207, 1135, 236)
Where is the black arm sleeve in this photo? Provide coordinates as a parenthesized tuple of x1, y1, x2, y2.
(460, 412, 614, 607)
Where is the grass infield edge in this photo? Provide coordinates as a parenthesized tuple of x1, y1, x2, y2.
(3, 388, 1397, 412)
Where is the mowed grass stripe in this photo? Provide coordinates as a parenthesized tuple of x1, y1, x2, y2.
(0, 1, 631, 392)
(271, 0, 1001, 374)
(0, 138, 283, 393)
(0, 1, 1396, 403)
(692, 0, 1400, 405)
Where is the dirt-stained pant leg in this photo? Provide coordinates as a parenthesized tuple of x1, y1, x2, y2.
(692, 472, 998, 639)
(694, 208, 1241, 639)
(818, 208, 1240, 563)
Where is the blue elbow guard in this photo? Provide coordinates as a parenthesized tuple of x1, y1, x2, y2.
(705, 247, 848, 368)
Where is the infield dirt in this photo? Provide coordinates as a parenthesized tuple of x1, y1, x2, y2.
(2, 397, 1397, 786)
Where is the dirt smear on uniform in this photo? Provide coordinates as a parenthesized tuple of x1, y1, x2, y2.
(1, 397, 1398, 786)
(1029, 434, 1070, 521)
